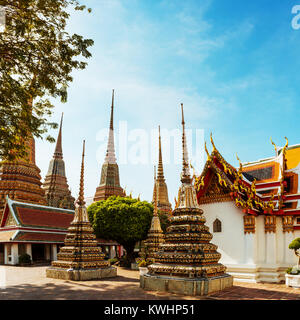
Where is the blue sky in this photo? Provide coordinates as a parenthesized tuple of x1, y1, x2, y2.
(36, 0, 300, 205)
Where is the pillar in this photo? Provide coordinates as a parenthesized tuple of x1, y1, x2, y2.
(11, 243, 19, 265)
(109, 246, 116, 259)
(51, 244, 57, 261)
(45, 244, 51, 261)
(25, 244, 32, 260)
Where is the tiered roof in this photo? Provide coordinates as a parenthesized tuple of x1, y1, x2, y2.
(195, 136, 300, 219)
(0, 197, 74, 243)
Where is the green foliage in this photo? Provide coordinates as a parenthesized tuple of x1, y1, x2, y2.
(0, 0, 94, 160)
(88, 196, 153, 264)
(289, 238, 300, 251)
(18, 253, 31, 265)
(108, 258, 119, 266)
(136, 257, 154, 267)
(158, 210, 171, 233)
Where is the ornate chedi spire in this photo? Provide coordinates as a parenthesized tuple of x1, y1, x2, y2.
(152, 126, 172, 214)
(43, 113, 75, 210)
(46, 140, 117, 281)
(144, 166, 164, 260)
(141, 103, 233, 296)
(0, 99, 46, 220)
(94, 90, 126, 202)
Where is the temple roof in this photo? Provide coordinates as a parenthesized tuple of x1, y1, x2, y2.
(0, 197, 74, 230)
(195, 136, 276, 216)
(195, 136, 300, 216)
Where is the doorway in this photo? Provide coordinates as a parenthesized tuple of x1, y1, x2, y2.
(31, 244, 45, 263)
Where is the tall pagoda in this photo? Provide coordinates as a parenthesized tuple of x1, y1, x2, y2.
(46, 141, 117, 281)
(93, 90, 126, 202)
(140, 104, 233, 296)
(143, 166, 165, 260)
(0, 136, 46, 222)
(43, 114, 75, 210)
(152, 126, 172, 215)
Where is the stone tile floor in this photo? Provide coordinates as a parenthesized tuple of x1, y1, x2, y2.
(0, 265, 299, 300)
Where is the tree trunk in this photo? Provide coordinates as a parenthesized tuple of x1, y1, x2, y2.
(123, 243, 136, 267)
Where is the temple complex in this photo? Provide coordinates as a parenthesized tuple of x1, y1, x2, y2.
(152, 126, 172, 215)
(194, 136, 300, 283)
(94, 90, 126, 202)
(46, 141, 117, 281)
(0, 136, 47, 222)
(42, 114, 75, 210)
(140, 104, 233, 296)
(143, 166, 164, 260)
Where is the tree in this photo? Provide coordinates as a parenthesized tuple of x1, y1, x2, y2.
(157, 210, 171, 233)
(88, 196, 154, 266)
(289, 238, 300, 268)
(0, 0, 94, 160)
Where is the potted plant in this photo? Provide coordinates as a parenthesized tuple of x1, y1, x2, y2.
(285, 238, 300, 288)
(136, 258, 154, 276)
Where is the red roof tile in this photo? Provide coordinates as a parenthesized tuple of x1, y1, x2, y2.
(15, 206, 74, 229)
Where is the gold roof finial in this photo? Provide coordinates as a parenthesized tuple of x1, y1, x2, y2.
(210, 132, 217, 152)
(76, 140, 86, 207)
(204, 141, 211, 160)
(270, 137, 278, 156)
(236, 153, 243, 172)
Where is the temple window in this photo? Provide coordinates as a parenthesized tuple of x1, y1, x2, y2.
(213, 218, 222, 233)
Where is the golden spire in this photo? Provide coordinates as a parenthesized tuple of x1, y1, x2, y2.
(153, 166, 158, 217)
(180, 103, 191, 183)
(54, 113, 64, 159)
(110, 89, 114, 131)
(104, 89, 117, 164)
(76, 140, 86, 207)
(157, 126, 165, 180)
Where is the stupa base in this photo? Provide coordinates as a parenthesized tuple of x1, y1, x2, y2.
(46, 266, 117, 281)
(140, 273, 233, 296)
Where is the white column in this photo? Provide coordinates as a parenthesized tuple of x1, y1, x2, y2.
(51, 244, 57, 261)
(25, 244, 32, 260)
(45, 245, 51, 260)
(109, 246, 116, 259)
(265, 232, 276, 265)
(244, 233, 256, 265)
(11, 244, 19, 265)
(4, 244, 8, 265)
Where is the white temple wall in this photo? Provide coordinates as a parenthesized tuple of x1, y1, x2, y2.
(201, 202, 245, 265)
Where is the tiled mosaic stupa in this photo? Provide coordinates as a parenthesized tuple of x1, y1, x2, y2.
(93, 90, 126, 201)
(0, 135, 47, 222)
(46, 141, 117, 281)
(43, 113, 75, 210)
(140, 104, 233, 296)
(152, 126, 172, 215)
(143, 166, 165, 260)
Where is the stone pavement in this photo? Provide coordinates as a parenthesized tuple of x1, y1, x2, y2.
(0, 265, 299, 300)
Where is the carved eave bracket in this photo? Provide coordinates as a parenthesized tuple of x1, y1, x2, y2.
(282, 216, 294, 233)
(264, 215, 277, 233)
(243, 215, 256, 234)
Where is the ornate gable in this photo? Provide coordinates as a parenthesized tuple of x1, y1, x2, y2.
(198, 173, 231, 204)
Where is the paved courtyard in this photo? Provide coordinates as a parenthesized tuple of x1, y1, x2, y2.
(0, 265, 299, 300)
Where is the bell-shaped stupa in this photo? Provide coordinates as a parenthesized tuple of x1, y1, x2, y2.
(46, 141, 117, 281)
(140, 104, 233, 296)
